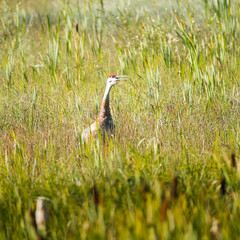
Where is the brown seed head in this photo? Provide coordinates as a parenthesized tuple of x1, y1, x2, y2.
(231, 152, 237, 168)
(75, 23, 79, 33)
(220, 177, 226, 195)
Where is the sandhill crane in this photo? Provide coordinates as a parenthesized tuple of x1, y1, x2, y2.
(82, 75, 127, 142)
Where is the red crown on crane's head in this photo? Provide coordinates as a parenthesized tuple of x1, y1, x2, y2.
(109, 75, 116, 78)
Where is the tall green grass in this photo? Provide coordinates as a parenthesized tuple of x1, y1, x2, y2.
(0, 0, 240, 239)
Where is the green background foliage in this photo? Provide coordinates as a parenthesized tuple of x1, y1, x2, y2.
(0, 0, 240, 239)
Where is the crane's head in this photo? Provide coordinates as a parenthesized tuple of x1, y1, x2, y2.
(107, 75, 127, 87)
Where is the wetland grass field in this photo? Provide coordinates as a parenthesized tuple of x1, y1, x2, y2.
(0, 0, 240, 239)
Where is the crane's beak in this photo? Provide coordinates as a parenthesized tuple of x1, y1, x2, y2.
(116, 75, 128, 82)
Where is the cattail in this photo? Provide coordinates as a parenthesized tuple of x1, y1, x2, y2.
(231, 152, 237, 168)
(220, 177, 226, 195)
(92, 185, 100, 206)
(75, 23, 79, 33)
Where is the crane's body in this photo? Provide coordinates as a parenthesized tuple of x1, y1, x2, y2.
(82, 75, 127, 142)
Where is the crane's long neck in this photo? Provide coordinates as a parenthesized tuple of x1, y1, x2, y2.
(98, 84, 112, 121)
(102, 84, 111, 108)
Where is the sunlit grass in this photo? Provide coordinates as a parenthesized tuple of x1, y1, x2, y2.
(0, 0, 240, 239)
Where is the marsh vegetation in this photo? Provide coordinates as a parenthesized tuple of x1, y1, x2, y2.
(0, 0, 239, 239)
